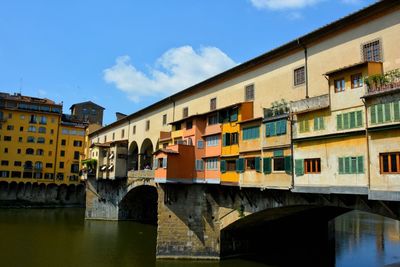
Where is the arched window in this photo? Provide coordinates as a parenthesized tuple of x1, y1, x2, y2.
(24, 161, 33, 169)
(27, 136, 35, 143)
(26, 148, 34, 155)
(36, 149, 44, 156)
(35, 162, 43, 170)
(38, 127, 46, 133)
(37, 137, 45, 144)
(28, 126, 36, 132)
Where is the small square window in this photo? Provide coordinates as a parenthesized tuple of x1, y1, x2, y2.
(294, 67, 305, 86)
(334, 78, 345, 93)
(210, 98, 217, 111)
(245, 84, 254, 101)
(183, 107, 188, 118)
(146, 120, 150, 131)
(162, 114, 167, 126)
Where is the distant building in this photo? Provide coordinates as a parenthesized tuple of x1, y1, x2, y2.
(0, 92, 87, 184)
(70, 101, 104, 126)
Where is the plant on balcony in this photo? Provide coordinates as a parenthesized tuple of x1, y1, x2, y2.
(81, 158, 97, 171)
(268, 99, 290, 117)
(365, 68, 400, 91)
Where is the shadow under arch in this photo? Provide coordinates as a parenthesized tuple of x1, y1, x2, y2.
(140, 138, 154, 170)
(128, 141, 139, 171)
(118, 185, 158, 224)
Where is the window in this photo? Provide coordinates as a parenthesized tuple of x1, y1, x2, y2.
(242, 126, 260, 140)
(39, 116, 47, 124)
(59, 162, 64, 169)
(162, 114, 167, 126)
(46, 163, 53, 168)
(60, 151, 65, 157)
(0, 171, 9, 178)
(35, 161, 43, 170)
(314, 116, 325, 131)
(298, 119, 310, 133)
(4, 148, 8, 153)
(1, 160, 9, 166)
(339, 156, 364, 174)
(222, 133, 231, 146)
(197, 140, 204, 149)
(57, 173, 64, 180)
(210, 98, 217, 111)
(17, 149, 21, 154)
(37, 137, 45, 144)
(19, 126, 24, 132)
(18, 137, 22, 142)
(186, 120, 193, 130)
(8, 113, 12, 119)
(334, 78, 345, 93)
(120, 129, 125, 139)
(337, 111, 363, 130)
(11, 171, 21, 178)
(133, 125, 136, 134)
(231, 132, 239, 145)
(245, 84, 254, 101)
(175, 123, 181, 131)
(50, 129, 54, 134)
(61, 139, 66, 146)
(380, 153, 399, 174)
(304, 158, 321, 174)
(28, 126, 36, 132)
(29, 115, 37, 123)
(226, 160, 236, 172)
(266, 120, 287, 137)
(104, 136, 107, 142)
(38, 127, 46, 133)
(73, 140, 82, 147)
(195, 160, 204, 171)
(36, 149, 44, 156)
(208, 114, 218, 125)
(351, 73, 363, 88)
(206, 158, 218, 170)
(273, 150, 285, 172)
(246, 158, 256, 170)
(206, 135, 219, 147)
(27, 136, 35, 143)
(370, 101, 400, 125)
(44, 173, 54, 179)
(49, 139, 53, 145)
(26, 148, 34, 155)
(14, 161, 22, 166)
(4, 136, 11, 141)
(183, 107, 188, 118)
(7, 125, 14, 130)
(71, 164, 79, 173)
(294, 66, 305, 86)
(362, 40, 381, 62)
(146, 120, 150, 131)
(112, 132, 115, 140)
(24, 161, 33, 169)
(74, 151, 80, 160)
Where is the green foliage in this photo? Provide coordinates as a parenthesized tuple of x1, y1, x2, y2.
(364, 68, 400, 89)
(81, 158, 97, 170)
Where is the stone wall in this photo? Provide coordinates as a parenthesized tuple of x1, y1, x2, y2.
(0, 181, 85, 207)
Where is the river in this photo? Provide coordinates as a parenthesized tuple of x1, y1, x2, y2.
(0, 209, 399, 267)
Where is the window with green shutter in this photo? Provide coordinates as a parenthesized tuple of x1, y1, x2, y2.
(263, 158, 271, 174)
(314, 116, 324, 131)
(338, 156, 364, 174)
(299, 119, 309, 133)
(394, 101, 400, 121)
(337, 111, 363, 130)
(284, 156, 292, 174)
(337, 114, 343, 130)
(384, 103, 391, 122)
(343, 113, 349, 129)
(242, 126, 260, 140)
(220, 160, 226, 173)
(236, 158, 245, 173)
(356, 110, 363, 127)
(377, 104, 384, 123)
(265, 119, 286, 137)
(295, 159, 304, 176)
(255, 157, 261, 173)
(370, 105, 377, 124)
(370, 101, 400, 125)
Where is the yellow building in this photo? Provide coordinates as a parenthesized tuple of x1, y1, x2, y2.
(0, 92, 86, 185)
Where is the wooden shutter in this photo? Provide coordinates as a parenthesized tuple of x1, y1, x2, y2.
(255, 157, 261, 173)
(394, 101, 400, 121)
(337, 114, 343, 130)
(344, 157, 351, 174)
(338, 157, 344, 174)
(370, 105, 377, 124)
(236, 158, 244, 173)
(351, 157, 357, 174)
(343, 113, 349, 129)
(295, 159, 304, 176)
(349, 112, 356, 128)
(284, 156, 292, 174)
(357, 156, 364, 174)
(356, 111, 362, 128)
(220, 160, 226, 173)
(263, 158, 271, 174)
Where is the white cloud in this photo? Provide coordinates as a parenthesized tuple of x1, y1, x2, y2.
(250, 0, 322, 10)
(103, 46, 237, 102)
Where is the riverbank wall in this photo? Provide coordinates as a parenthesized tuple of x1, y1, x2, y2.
(0, 181, 85, 208)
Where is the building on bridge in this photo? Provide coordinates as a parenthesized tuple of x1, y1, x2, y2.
(85, 0, 400, 201)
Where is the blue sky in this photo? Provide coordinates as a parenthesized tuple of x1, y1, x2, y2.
(0, 0, 377, 125)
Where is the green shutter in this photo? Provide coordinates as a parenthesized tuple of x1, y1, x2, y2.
(222, 134, 226, 146)
(295, 159, 304, 176)
(276, 121, 281, 135)
(265, 123, 271, 137)
(230, 109, 238, 122)
(274, 149, 284, 157)
(344, 157, 351, 174)
(255, 157, 261, 173)
(343, 113, 349, 129)
(314, 117, 319, 131)
(357, 156, 364, 174)
(226, 133, 231, 146)
(304, 120, 309, 132)
(394, 101, 400, 121)
(284, 156, 292, 174)
(236, 158, 244, 173)
(337, 114, 343, 130)
(299, 120, 304, 133)
(384, 103, 391, 122)
(338, 157, 344, 174)
(377, 104, 384, 123)
(349, 112, 356, 128)
(281, 120, 287, 134)
(270, 122, 276, 136)
(351, 157, 357, 174)
(220, 160, 226, 173)
(371, 105, 377, 124)
(356, 110, 363, 128)
(319, 117, 324, 130)
(263, 158, 271, 174)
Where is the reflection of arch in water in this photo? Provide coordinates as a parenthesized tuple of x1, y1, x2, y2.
(118, 185, 158, 223)
(140, 138, 154, 169)
(128, 141, 139, 171)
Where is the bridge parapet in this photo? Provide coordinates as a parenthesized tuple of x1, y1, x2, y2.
(128, 170, 155, 179)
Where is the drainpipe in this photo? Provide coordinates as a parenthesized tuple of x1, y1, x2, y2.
(53, 114, 61, 181)
(290, 112, 295, 189)
(297, 39, 309, 99)
(362, 98, 371, 192)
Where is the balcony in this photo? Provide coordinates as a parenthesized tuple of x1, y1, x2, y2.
(159, 131, 172, 141)
(363, 69, 400, 97)
(290, 94, 329, 114)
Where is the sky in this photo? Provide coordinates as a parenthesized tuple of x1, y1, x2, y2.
(0, 0, 377, 125)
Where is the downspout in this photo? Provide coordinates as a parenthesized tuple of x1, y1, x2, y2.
(290, 112, 295, 189)
(54, 114, 61, 181)
(362, 98, 371, 192)
(297, 39, 309, 99)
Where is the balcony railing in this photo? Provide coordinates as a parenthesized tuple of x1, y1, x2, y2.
(365, 69, 400, 96)
(366, 80, 400, 95)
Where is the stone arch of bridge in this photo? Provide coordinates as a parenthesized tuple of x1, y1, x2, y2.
(128, 141, 139, 171)
(140, 138, 154, 170)
(118, 184, 158, 223)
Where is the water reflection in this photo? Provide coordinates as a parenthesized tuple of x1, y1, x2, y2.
(0, 209, 399, 267)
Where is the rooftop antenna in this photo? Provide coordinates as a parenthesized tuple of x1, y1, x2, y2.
(19, 78, 23, 95)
